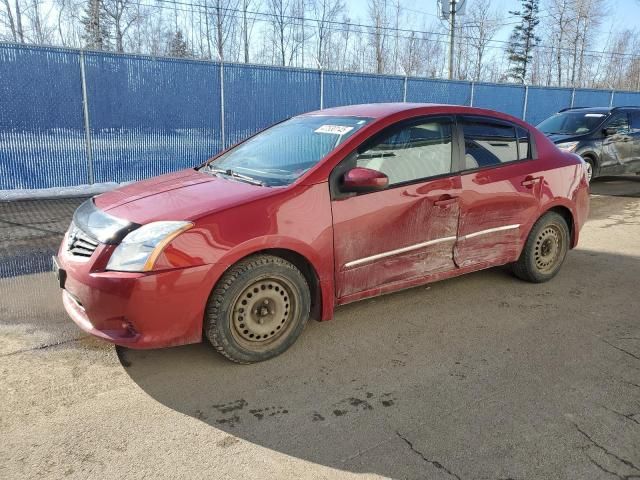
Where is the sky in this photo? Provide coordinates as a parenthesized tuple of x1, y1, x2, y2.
(342, 0, 640, 49)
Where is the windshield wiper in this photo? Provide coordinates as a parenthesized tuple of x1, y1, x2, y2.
(207, 167, 266, 186)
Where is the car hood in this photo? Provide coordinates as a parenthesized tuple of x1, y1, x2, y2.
(94, 169, 280, 224)
(546, 133, 586, 143)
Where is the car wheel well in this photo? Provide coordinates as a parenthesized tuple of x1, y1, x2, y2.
(581, 152, 598, 171)
(242, 248, 322, 322)
(545, 206, 575, 247)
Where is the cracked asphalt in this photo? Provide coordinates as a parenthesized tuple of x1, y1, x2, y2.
(1, 176, 639, 479)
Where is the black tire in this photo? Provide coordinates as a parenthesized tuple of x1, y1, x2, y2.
(512, 212, 570, 283)
(204, 254, 311, 364)
(582, 156, 595, 182)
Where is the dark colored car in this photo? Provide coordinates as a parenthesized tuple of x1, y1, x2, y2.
(55, 103, 589, 364)
(537, 106, 640, 182)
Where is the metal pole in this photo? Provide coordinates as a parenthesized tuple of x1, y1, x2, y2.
(219, 55, 225, 150)
(448, 0, 456, 80)
(79, 50, 94, 185)
(570, 88, 576, 108)
(403, 75, 408, 102)
(319, 68, 324, 110)
(469, 81, 475, 106)
(522, 85, 529, 120)
(609, 89, 615, 108)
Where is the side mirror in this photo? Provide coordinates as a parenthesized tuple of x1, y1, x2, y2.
(603, 127, 618, 136)
(341, 167, 389, 193)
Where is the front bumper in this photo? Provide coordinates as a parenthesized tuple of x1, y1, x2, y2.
(57, 244, 224, 349)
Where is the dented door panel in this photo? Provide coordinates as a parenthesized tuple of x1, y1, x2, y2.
(332, 175, 461, 298)
(455, 163, 541, 268)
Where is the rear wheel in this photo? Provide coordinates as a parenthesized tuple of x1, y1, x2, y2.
(512, 212, 570, 283)
(204, 254, 310, 364)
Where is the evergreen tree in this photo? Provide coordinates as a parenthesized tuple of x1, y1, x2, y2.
(506, 0, 540, 83)
(81, 0, 111, 50)
(167, 30, 190, 58)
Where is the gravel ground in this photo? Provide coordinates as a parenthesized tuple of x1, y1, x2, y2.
(0, 177, 639, 480)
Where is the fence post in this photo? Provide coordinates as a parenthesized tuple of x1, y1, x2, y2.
(319, 67, 324, 110)
(570, 88, 576, 108)
(469, 81, 475, 106)
(219, 55, 226, 150)
(403, 75, 408, 102)
(609, 89, 615, 108)
(79, 50, 94, 185)
(522, 85, 529, 120)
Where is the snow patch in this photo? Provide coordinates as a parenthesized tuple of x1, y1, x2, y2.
(0, 182, 128, 201)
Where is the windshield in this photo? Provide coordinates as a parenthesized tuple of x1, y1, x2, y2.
(203, 115, 371, 186)
(537, 111, 607, 135)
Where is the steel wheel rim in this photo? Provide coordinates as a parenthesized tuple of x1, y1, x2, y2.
(534, 224, 564, 273)
(585, 161, 593, 182)
(230, 275, 296, 349)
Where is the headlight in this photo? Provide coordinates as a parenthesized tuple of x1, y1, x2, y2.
(556, 141, 579, 152)
(106, 221, 193, 272)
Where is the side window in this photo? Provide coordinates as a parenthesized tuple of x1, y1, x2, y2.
(606, 112, 630, 133)
(356, 120, 453, 186)
(462, 120, 519, 169)
(516, 126, 531, 160)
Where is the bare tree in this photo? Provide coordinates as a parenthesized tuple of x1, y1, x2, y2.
(102, 0, 140, 52)
(311, 0, 343, 67)
(289, 0, 307, 66)
(464, 0, 501, 81)
(337, 14, 351, 70)
(368, 0, 388, 74)
(239, 0, 258, 63)
(391, 0, 400, 74)
(209, 0, 238, 60)
(1, 0, 18, 41)
(14, 0, 23, 41)
(547, 0, 572, 85)
(267, 0, 292, 66)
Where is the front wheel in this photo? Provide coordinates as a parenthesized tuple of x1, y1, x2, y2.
(583, 157, 594, 182)
(204, 254, 311, 364)
(512, 212, 570, 283)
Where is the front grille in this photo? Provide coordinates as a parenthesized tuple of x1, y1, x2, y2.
(66, 222, 99, 258)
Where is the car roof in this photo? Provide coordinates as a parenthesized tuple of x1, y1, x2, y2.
(558, 107, 612, 114)
(300, 102, 522, 122)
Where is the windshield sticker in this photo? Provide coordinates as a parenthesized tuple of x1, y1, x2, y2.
(585, 114, 605, 117)
(315, 125, 354, 135)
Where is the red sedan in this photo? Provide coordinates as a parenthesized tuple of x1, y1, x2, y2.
(55, 103, 589, 363)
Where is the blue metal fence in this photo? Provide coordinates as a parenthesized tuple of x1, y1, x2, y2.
(2, 42, 640, 191)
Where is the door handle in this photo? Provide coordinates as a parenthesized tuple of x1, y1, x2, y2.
(433, 195, 458, 207)
(521, 176, 542, 188)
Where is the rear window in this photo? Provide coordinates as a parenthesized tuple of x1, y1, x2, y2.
(462, 120, 528, 169)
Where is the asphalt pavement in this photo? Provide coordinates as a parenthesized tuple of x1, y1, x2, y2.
(0, 177, 639, 479)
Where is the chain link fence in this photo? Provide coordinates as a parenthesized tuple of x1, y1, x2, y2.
(2, 42, 640, 191)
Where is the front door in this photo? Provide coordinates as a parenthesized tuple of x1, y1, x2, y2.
(628, 110, 640, 174)
(600, 111, 634, 175)
(331, 116, 461, 298)
(454, 117, 541, 268)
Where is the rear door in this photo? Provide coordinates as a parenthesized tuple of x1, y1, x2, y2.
(454, 117, 541, 268)
(331, 116, 461, 298)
